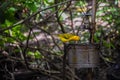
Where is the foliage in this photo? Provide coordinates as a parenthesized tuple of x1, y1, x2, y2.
(0, 0, 120, 80)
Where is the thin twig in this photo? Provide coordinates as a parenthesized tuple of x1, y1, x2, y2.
(69, 9, 75, 34)
(55, 0, 65, 33)
(22, 29, 32, 69)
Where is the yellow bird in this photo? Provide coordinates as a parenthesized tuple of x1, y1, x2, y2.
(58, 33, 80, 43)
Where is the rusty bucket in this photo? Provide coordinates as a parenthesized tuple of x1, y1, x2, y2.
(67, 44, 99, 68)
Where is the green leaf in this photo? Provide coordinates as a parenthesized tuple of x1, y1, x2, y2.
(27, 51, 34, 56)
(5, 37, 14, 43)
(34, 51, 43, 59)
(27, 51, 43, 59)
(44, 0, 54, 5)
(27, 3, 38, 12)
(5, 20, 12, 26)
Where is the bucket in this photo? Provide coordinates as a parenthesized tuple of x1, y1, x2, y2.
(67, 44, 99, 68)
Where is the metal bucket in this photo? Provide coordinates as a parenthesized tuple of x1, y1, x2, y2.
(67, 44, 99, 68)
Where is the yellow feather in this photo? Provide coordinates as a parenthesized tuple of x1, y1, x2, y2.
(69, 36, 80, 41)
(59, 37, 69, 42)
